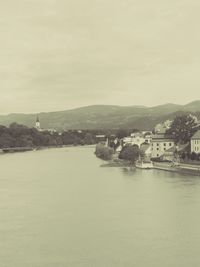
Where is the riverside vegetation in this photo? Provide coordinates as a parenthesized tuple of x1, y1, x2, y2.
(95, 143, 143, 166)
(0, 123, 99, 149)
(95, 114, 200, 166)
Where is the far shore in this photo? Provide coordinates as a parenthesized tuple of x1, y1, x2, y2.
(0, 144, 96, 154)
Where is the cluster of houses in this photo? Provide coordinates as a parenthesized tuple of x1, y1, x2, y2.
(35, 114, 200, 161)
(109, 119, 200, 162)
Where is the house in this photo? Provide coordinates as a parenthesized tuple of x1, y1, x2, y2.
(130, 132, 145, 147)
(140, 143, 152, 161)
(123, 136, 132, 145)
(162, 143, 190, 161)
(151, 134, 175, 158)
(95, 134, 107, 143)
(191, 130, 200, 153)
(123, 132, 152, 148)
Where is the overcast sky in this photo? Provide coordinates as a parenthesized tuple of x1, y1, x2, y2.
(0, 0, 200, 113)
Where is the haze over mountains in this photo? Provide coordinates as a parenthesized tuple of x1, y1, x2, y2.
(1, 101, 200, 131)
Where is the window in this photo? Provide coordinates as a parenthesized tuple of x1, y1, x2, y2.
(169, 143, 172, 146)
(157, 154, 159, 157)
(157, 148, 159, 151)
(157, 143, 159, 146)
(164, 143, 166, 146)
(164, 148, 166, 150)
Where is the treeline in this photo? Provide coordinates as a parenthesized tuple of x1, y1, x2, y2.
(0, 123, 105, 148)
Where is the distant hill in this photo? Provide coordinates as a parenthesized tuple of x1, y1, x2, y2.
(0, 101, 200, 131)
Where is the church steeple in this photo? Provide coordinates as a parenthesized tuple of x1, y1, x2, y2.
(35, 115, 41, 130)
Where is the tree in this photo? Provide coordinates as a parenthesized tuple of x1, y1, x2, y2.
(167, 114, 197, 144)
(15, 134, 33, 147)
(181, 152, 186, 161)
(116, 129, 128, 139)
(0, 133, 16, 148)
(84, 133, 94, 145)
(191, 152, 197, 161)
(95, 144, 114, 160)
(119, 144, 140, 163)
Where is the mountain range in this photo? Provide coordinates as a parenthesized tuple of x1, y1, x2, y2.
(1, 101, 200, 131)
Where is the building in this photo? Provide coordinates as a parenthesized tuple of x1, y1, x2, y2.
(162, 143, 190, 161)
(123, 132, 152, 148)
(151, 134, 175, 158)
(35, 116, 41, 131)
(123, 136, 132, 145)
(140, 143, 152, 161)
(191, 130, 200, 153)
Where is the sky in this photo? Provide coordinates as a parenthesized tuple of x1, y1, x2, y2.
(0, 0, 200, 113)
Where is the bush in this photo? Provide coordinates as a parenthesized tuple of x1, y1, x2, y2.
(95, 144, 114, 160)
(119, 145, 140, 163)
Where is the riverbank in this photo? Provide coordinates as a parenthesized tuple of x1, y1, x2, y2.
(100, 157, 200, 176)
(154, 162, 200, 176)
(0, 144, 96, 154)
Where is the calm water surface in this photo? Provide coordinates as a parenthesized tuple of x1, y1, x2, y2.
(1, 146, 200, 267)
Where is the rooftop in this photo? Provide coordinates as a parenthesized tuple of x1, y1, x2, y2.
(140, 143, 151, 153)
(191, 130, 200, 140)
(152, 133, 174, 140)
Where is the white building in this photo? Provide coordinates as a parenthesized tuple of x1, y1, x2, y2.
(123, 136, 132, 145)
(151, 134, 175, 158)
(123, 132, 152, 148)
(140, 143, 152, 161)
(191, 130, 200, 153)
(35, 116, 41, 131)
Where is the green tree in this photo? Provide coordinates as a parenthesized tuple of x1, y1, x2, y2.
(167, 114, 197, 144)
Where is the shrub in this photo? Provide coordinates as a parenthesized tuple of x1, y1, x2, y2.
(119, 145, 140, 163)
(95, 144, 114, 160)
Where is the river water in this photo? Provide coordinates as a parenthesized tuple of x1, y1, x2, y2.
(1, 146, 200, 267)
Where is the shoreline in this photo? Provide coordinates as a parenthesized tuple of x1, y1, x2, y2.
(153, 162, 200, 176)
(0, 144, 96, 154)
(100, 157, 200, 176)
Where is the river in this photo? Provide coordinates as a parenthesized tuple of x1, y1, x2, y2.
(1, 146, 200, 266)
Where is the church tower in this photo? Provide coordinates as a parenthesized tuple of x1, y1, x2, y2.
(35, 115, 41, 130)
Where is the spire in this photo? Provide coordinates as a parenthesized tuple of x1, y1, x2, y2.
(35, 115, 41, 130)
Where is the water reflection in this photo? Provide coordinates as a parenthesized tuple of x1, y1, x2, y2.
(120, 166, 136, 175)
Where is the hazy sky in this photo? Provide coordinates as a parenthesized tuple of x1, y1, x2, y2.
(0, 0, 200, 113)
